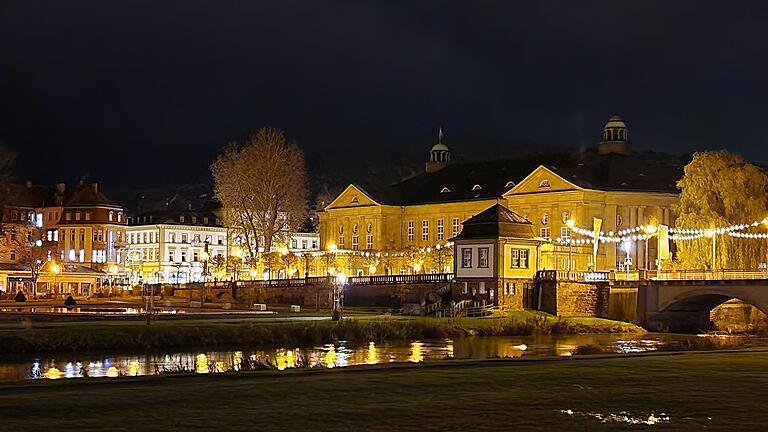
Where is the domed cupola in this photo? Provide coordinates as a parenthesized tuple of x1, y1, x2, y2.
(426, 128, 451, 173)
(598, 115, 632, 155)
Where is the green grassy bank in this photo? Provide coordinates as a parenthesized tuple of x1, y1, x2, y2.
(0, 312, 642, 354)
(0, 351, 765, 431)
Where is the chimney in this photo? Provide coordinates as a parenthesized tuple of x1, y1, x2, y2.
(90, 182, 99, 193)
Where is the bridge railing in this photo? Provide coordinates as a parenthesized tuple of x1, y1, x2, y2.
(536, 270, 611, 282)
(652, 269, 768, 281)
(349, 273, 453, 285)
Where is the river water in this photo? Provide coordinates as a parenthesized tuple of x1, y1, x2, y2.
(1, 333, 761, 383)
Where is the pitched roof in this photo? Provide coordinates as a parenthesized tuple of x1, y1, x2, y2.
(129, 209, 222, 227)
(3, 184, 58, 208)
(454, 203, 536, 240)
(355, 148, 684, 206)
(64, 183, 122, 208)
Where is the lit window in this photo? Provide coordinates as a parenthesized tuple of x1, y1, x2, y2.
(79, 249, 85, 262)
(461, 248, 472, 268)
(452, 218, 460, 236)
(366, 234, 373, 249)
(422, 220, 429, 241)
(407, 221, 414, 242)
(539, 179, 551, 188)
(109, 211, 114, 222)
(561, 227, 571, 241)
(540, 227, 551, 240)
(352, 235, 359, 250)
(338, 234, 345, 248)
(85, 212, 91, 221)
(479, 281, 486, 294)
(511, 249, 529, 268)
(478, 247, 489, 268)
(75, 212, 81, 221)
(437, 218, 444, 240)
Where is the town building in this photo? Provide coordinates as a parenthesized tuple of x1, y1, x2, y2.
(126, 210, 228, 284)
(452, 203, 542, 309)
(319, 116, 683, 275)
(0, 181, 126, 296)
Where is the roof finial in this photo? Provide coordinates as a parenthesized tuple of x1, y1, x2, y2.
(438, 127, 444, 145)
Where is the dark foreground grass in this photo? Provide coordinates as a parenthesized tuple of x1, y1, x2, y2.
(0, 351, 765, 431)
(0, 313, 642, 354)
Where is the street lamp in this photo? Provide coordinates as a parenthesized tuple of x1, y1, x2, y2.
(108, 264, 118, 298)
(332, 273, 347, 320)
(51, 263, 61, 297)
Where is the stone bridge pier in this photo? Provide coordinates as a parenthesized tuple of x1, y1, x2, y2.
(637, 279, 768, 333)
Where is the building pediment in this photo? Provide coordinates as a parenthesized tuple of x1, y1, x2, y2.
(325, 184, 381, 210)
(503, 165, 583, 196)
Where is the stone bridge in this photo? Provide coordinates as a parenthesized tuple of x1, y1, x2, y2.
(635, 271, 768, 332)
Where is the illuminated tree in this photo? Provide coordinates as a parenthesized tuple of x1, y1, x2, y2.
(211, 127, 308, 263)
(7, 226, 58, 294)
(674, 150, 768, 269)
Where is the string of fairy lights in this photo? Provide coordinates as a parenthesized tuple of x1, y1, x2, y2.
(557, 218, 768, 246)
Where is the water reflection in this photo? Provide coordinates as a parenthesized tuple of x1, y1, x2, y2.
(1, 333, 761, 383)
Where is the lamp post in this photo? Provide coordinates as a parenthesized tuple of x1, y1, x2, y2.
(332, 272, 347, 320)
(51, 263, 61, 298)
(108, 264, 118, 298)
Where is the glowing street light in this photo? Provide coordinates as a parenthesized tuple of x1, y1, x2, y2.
(332, 272, 347, 320)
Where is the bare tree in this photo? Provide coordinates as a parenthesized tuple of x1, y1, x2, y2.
(212, 127, 309, 264)
(7, 225, 58, 294)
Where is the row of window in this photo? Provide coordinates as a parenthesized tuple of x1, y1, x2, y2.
(407, 218, 460, 242)
(128, 232, 225, 245)
(64, 210, 123, 223)
(289, 238, 319, 250)
(460, 247, 530, 269)
(338, 234, 373, 250)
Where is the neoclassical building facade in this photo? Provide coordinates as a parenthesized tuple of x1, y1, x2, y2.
(319, 116, 683, 275)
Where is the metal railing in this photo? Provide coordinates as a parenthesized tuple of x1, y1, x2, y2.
(201, 273, 455, 288)
(653, 269, 768, 281)
(536, 270, 611, 282)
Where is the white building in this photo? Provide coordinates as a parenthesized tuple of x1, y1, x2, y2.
(288, 232, 320, 253)
(126, 210, 228, 284)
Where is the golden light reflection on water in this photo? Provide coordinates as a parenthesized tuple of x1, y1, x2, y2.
(324, 346, 337, 368)
(44, 367, 62, 379)
(195, 354, 209, 374)
(126, 361, 140, 376)
(106, 366, 120, 377)
(409, 341, 424, 363)
(366, 342, 378, 365)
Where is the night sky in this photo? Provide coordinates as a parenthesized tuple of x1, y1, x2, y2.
(1, 1, 767, 187)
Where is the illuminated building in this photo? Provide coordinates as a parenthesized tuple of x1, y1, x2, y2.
(319, 116, 682, 273)
(126, 210, 228, 284)
(0, 181, 126, 295)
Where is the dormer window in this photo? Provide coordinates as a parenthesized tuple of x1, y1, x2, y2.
(351, 196, 359, 204)
(504, 181, 515, 188)
(538, 179, 551, 188)
(440, 187, 451, 193)
(472, 184, 482, 191)
(180, 215, 185, 223)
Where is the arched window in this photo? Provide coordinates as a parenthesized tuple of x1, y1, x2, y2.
(351, 196, 359, 204)
(539, 179, 551, 188)
(541, 213, 549, 225)
(616, 214, 623, 227)
(366, 224, 372, 233)
(561, 211, 570, 223)
(109, 211, 114, 222)
(339, 225, 344, 234)
(352, 224, 358, 234)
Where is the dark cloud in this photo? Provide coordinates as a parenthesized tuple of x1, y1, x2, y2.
(1, 0, 767, 187)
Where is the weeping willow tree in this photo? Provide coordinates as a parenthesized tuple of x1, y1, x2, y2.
(674, 150, 768, 269)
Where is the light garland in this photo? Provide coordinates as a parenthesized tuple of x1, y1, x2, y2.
(567, 218, 768, 245)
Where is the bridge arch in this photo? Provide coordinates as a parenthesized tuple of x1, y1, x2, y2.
(656, 287, 768, 333)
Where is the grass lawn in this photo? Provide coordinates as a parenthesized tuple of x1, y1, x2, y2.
(0, 351, 765, 431)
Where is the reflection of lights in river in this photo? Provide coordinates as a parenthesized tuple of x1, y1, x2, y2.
(324, 346, 337, 368)
(196, 354, 209, 374)
(30, 362, 41, 379)
(106, 366, 120, 377)
(44, 367, 62, 379)
(513, 344, 528, 351)
(366, 342, 378, 364)
(233, 351, 243, 371)
(126, 361, 140, 376)
(409, 341, 423, 363)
